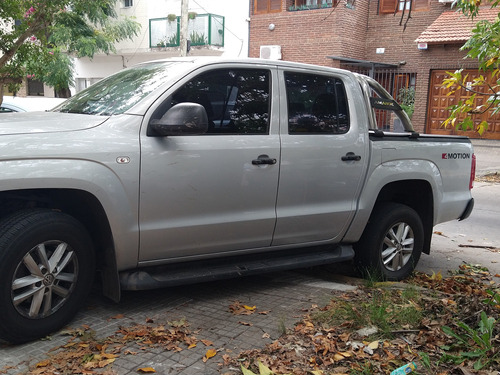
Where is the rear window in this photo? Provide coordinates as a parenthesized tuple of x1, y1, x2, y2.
(285, 72, 349, 134)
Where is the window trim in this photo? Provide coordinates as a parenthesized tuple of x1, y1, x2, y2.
(379, 0, 429, 14)
(254, 0, 282, 15)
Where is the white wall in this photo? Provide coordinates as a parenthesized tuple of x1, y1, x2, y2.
(73, 0, 250, 93)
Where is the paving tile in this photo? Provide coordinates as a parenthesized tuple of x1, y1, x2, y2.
(0, 269, 356, 374)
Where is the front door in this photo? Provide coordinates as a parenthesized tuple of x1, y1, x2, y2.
(138, 67, 280, 262)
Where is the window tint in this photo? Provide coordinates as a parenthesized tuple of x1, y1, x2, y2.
(168, 69, 271, 135)
(285, 72, 349, 134)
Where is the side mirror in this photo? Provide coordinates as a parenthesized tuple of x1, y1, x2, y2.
(149, 102, 208, 136)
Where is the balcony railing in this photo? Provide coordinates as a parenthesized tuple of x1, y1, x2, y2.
(149, 13, 224, 48)
(288, 0, 339, 11)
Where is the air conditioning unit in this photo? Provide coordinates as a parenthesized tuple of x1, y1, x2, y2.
(260, 45, 282, 60)
(438, 0, 454, 3)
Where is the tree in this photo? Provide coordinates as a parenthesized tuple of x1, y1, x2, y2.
(0, 0, 140, 99)
(442, 0, 500, 135)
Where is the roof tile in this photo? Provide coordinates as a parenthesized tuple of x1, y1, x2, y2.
(415, 8, 499, 44)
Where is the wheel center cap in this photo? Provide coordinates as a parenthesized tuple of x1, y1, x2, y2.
(43, 274, 55, 286)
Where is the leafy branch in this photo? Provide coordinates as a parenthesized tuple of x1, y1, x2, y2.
(441, 0, 500, 135)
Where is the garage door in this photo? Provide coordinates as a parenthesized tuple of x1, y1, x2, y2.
(427, 70, 500, 140)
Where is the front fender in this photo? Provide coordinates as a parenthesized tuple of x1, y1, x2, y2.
(0, 158, 140, 271)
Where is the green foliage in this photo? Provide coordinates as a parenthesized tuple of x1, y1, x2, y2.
(441, 69, 491, 134)
(442, 1, 500, 134)
(311, 286, 423, 338)
(0, 0, 140, 95)
(454, 0, 500, 18)
(483, 288, 500, 309)
(349, 361, 376, 375)
(418, 351, 432, 370)
(398, 87, 415, 118)
(189, 31, 207, 45)
(440, 311, 498, 370)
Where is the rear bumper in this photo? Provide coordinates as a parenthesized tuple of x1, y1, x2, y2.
(459, 198, 474, 221)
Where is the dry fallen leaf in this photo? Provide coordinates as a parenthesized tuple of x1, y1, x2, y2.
(203, 348, 217, 362)
(229, 301, 257, 315)
(201, 339, 214, 346)
(137, 367, 156, 373)
(35, 360, 50, 368)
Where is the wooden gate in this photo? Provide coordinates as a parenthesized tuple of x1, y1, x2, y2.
(427, 70, 500, 140)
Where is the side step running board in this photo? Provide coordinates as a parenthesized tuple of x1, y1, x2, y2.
(120, 245, 354, 291)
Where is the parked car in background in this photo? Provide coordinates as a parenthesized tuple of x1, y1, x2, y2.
(0, 96, 66, 113)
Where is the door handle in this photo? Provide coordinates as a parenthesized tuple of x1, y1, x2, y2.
(252, 155, 277, 165)
(341, 152, 361, 161)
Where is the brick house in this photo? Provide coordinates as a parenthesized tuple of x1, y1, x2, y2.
(249, 0, 500, 139)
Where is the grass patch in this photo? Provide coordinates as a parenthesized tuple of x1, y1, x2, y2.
(311, 285, 423, 338)
(233, 264, 500, 374)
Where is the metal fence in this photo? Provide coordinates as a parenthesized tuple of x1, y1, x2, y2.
(345, 67, 417, 131)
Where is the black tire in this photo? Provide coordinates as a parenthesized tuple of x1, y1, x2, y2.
(0, 210, 95, 343)
(354, 202, 423, 281)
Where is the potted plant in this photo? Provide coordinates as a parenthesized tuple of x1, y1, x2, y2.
(167, 13, 177, 22)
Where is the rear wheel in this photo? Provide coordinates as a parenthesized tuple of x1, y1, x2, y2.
(354, 203, 423, 281)
(0, 210, 95, 343)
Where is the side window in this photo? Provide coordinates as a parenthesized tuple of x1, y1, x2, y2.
(285, 72, 349, 134)
(367, 80, 412, 133)
(166, 68, 271, 135)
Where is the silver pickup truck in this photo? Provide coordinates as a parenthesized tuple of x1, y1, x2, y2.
(0, 58, 475, 343)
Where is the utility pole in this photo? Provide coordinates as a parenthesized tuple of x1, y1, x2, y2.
(180, 0, 189, 57)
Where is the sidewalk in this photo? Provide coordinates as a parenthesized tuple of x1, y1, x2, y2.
(0, 271, 357, 375)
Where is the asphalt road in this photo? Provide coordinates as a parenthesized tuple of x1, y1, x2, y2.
(417, 180, 500, 276)
(414, 139, 500, 276)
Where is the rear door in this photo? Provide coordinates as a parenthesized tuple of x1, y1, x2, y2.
(272, 69, 368, 245)
(139, 65, 280, 262)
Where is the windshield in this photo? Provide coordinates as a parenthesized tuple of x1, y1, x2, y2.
(55, 62, 176, 115)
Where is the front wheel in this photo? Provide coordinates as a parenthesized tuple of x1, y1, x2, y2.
(0, 210, 95, 343)
(354, 203, 424, 281)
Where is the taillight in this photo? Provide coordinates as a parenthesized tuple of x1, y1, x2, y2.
(469, 153, 476, 190)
